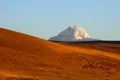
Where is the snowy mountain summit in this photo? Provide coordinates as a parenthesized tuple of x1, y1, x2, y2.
(49, 25, 93, 42)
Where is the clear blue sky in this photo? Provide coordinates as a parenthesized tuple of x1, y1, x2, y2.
(0, 0, 120, 40)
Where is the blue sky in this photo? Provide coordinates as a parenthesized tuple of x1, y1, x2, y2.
(0, 0, 120, 40)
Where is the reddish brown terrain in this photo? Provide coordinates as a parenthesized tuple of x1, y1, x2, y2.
(0, 28, 120, 80)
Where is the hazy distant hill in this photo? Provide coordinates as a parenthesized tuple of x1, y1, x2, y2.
(0, 28, 120, 80)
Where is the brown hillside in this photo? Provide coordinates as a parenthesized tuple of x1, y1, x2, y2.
(0, 28, 120, 80)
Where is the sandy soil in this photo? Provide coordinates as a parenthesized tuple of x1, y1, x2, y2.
(0, 28, 120, 80)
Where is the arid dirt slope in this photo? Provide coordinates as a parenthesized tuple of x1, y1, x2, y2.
(0, 28, 120, 80)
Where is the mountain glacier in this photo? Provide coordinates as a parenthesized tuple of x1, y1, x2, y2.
(49, 25, 95, 42)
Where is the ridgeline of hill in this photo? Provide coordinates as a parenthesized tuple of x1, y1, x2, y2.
(0, 28, 120, 80)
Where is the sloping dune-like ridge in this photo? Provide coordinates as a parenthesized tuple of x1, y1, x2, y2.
(0, 28, 120, 80)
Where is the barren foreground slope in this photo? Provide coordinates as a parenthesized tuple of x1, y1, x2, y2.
(0, 28, 120, 80)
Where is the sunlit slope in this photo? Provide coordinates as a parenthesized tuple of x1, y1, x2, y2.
(0, 28, 120, 80)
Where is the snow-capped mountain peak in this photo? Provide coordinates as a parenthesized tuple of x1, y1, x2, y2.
(49, 25, 91, 42)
